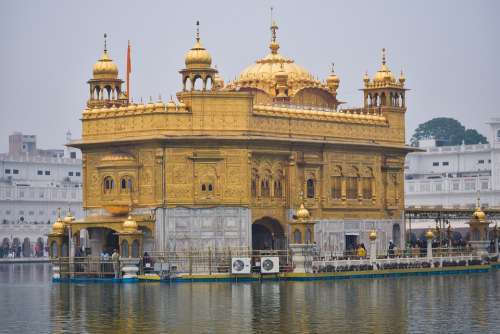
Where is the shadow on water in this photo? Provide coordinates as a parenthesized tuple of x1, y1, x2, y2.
(0, 263, 499, 333)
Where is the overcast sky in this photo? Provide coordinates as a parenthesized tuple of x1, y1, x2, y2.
(0, 0, 498, 152)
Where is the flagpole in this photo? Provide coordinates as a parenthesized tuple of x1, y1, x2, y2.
(127, 40, 131, 102)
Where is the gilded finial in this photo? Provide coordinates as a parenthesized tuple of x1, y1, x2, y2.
(57, 207, 61, 218)
(476, 190, 481, 209)
(331, 62, 335, 73)
(104, 33, 108, 53)
(382, 48, 386, 65)
(196, 20, 200, 42)
(271, 21, 278, 43)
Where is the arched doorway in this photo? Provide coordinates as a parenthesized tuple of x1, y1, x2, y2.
(1, 238, 10, 258)
(252, 217, 286, 250)
(104, 229, 119, 255)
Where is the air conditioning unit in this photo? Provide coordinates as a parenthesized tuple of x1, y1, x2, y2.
(260, 256, 279, 274)
(231, 257, 251, 274)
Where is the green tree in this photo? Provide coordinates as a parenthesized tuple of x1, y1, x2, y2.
(464, 129, 488, 145)
(411, 117, 465, 146)
(411, 117, 488, 147)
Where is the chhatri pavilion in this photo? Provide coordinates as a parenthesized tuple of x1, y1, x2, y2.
(49, 20, 412, 257)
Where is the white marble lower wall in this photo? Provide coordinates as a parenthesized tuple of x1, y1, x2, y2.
(314, 219, 404, 254)
(154, 207, 252, 252)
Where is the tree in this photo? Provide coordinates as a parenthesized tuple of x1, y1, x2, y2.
(411, 117, 488, 147)
(464, 129, 488, 145)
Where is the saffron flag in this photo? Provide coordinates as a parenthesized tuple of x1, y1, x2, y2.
(126, 40, 131, 100)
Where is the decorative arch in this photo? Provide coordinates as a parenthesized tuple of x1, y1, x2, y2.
(252, 217, 286, 250)
(103, 176, 115, 194)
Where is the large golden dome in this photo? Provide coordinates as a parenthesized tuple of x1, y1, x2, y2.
(226, 21, 325, 96)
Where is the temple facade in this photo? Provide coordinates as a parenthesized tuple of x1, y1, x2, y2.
(55, 21, 412, 257)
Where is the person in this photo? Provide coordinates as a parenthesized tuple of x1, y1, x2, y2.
(357, 244, 366, 258)
(111, 249, 120, 278)
(388, 240, 395, 258)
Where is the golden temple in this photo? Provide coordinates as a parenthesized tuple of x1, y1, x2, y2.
(49, 20, 412, 257)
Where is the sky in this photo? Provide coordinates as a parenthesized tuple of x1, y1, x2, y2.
(0, 0, 499, 152)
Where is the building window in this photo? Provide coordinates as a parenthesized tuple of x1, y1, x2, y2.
(76, 172, 81, 176)
(362, 178, 372, 199)
(70, 152, 76, 159)
(13, 169, 19, 175)
(481, 181, 489, 190)
(442, 162, 449, 166)
(37, 170, 43, 175)
(331, 176, 342, 199)
(346, 177, 358, 199)
(274, 180, 283, 198)
(408, 184, 415, 193)
(452, 181, 460, 191)
(201, 183, 213, 192)
(306, 179, 315, 198)
(261, 179, 270, 197)
(68, 172, 74, 176)
(464, 180, 475, 191)
(103, 176, 115, 193)
(19, 191, 24, 198)
(120, 177, 133, 193)
(432, 162, 439, 166)
(488, 159, 491, 164)
(478, 160, 484, 164)
(435, 183, 443, 192)
(44, 171, 50, 175)
(5, 169, 10, 174)
(251, 179, 257, 197)
(497, 129, 500, 141)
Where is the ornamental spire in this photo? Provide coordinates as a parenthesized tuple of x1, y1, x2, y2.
(269, 7, 280, 54)
(104, 33, 108, 53)
(196, 20, 200, 42)
(382, 48, 386, 65)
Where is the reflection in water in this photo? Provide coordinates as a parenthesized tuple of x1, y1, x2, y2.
(0, 264, 499, 333)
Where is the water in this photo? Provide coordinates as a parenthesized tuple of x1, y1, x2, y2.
(0, 264, 499, 333)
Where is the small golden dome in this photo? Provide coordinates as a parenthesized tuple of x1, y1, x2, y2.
(363, 71, 370, 84)
(93, 51, 119, 80)
(399, 70, 406, 84)
(372, 48, 395, 83)
(214, 71, 224, 88)
(368, 230, 377, 241)
(63, 210, 75, 224)
(166, 98, 177, 112)
(52, 216, 65, 234)
(185, 23, 212, 69)
(123, 215, 138, 233)
(326, 64, 340, 90)
(177, 100, 187, 109)
(425, 229, 434, 240)
(473, 207, 486, 222)
(296, 203, 310, 220)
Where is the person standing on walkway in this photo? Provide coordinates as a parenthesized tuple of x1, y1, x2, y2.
(111, 249, 120, 278)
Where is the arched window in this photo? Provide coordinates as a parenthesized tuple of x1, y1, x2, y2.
(208, 184, 213, 192)
(201, 184, 206, 191)
(120, 176, 133, 193)
(121, 240, 129, 257)
(103, 176, 114, 194)
(251, 179, 257, 197)
(131, 240, 139, 257)
(347, 176, 358, 199)
(261, 179, 270, 197)
(274, 180, 283, 198)
(331, 176, 342, 199)
(294, 229, 302, 244)
(193, 76, 203, 91)
(306, 228, 312, 244)
(363, 177, 373, 199)
(306, 179, 315, 198)
(205, 76, 213, 90)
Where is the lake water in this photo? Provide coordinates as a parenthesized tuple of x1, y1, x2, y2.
(0, 263, 499, 333)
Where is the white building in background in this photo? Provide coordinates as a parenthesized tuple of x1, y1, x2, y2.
(0, 132, 82, 257)
(405, 118, 500, 209)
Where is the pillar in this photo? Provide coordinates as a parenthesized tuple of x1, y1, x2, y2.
(425, 229, 434, 261)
